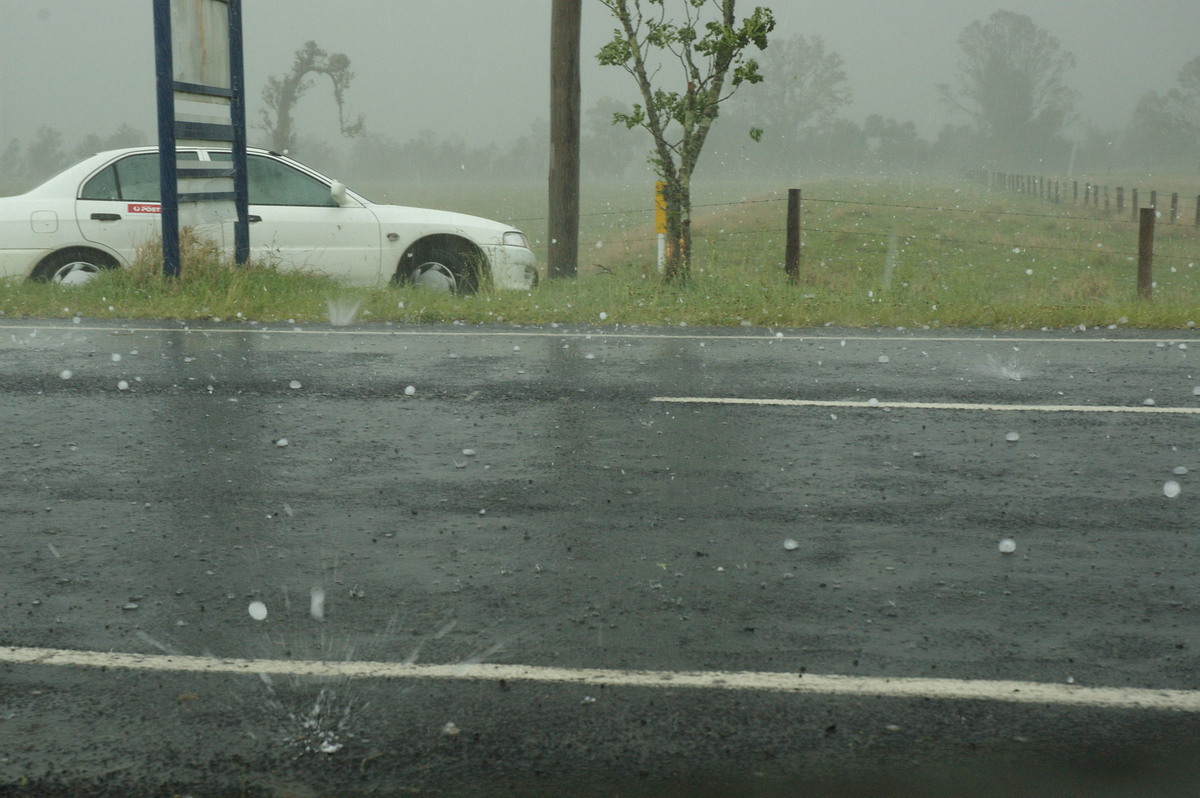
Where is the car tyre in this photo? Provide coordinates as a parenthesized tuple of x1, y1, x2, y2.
(397, 246, 483, 294)
(30, 248, 119, 285)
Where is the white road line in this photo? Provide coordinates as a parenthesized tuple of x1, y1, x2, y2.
(652, 397, 1200, 415)
(2, 646, 1196, 712)
(0, 322, 1191, 345)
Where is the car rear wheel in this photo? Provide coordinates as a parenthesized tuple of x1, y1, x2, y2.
(30, 248, 119, 285)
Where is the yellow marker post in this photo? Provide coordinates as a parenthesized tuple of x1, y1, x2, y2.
(654, 181, 667, 272)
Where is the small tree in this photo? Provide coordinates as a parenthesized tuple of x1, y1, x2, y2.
(260, 41, 365, 153)
(597, 0, 774, 281)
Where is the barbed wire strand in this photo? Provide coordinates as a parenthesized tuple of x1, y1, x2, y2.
(595, 225, 1199, 263)
(515, 192, 1200, 225)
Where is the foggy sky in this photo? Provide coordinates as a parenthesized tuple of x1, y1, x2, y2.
(1, 1, 1197, 154)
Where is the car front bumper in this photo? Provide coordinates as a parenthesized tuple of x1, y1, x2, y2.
(484, 244, 538, 290)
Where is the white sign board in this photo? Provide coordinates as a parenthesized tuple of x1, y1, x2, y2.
(171, 0, 232, 90)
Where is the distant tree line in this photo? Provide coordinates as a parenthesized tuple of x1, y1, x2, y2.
(0, 124, 148, 192)
(4, 11, 1197, 194)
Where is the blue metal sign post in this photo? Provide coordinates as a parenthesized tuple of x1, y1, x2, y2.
(152, 0, 249, 277)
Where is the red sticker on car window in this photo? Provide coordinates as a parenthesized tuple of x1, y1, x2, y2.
(127, 203, 161, 214)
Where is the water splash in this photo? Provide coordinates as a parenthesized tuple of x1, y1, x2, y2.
(260, 680, 365, 756)
(881, 229, 898, 291)
(981, 353, 1033, 381)
(326, 297, 362, 327)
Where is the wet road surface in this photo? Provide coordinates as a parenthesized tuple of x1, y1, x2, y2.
(2, 320, 1200, 796)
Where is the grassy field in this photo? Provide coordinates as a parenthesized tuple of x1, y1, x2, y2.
(2, 175, 1199, 330)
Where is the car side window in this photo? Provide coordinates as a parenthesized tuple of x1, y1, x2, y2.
(209, 152, 336, 207)
(80, 166, 119, 200)
(246, 155, 336, 207)
(80, 152, 200, 201)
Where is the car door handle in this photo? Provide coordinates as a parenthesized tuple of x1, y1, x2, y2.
(248, 214, 262, 223)
(90, 213, 121, 221)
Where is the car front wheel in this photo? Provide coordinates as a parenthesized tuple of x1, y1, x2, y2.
(394, 238, 487, 294)
(30, 248, 119, 285)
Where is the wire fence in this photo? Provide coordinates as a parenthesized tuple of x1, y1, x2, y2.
(515, 185, 1200, 268)
(984, 170, 1200, 228)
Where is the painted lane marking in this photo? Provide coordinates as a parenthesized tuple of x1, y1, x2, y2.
(1, 646, 1197, 712)
(652, 397, 1200, 415)
(0, 323, 1191, 345)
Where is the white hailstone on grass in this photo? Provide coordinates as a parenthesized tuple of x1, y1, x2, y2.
(310, 588, 326, 621)
(111, 353, 121, 362)
(404, 385, 416, 396)
(599, 312, 608, 320)
(998, 538, 1017, 554)
(117, 380, 129, 391)
(1144, 398, 1157, 406)
(1164, 480, 1182, 498)
(1172, 466, 1189, 476)
(289, 380, 301, 389)
(275, 438, 289, 447)
(248, 601, 268, 621)
(878, 355, 890, 363)
(783, 538, 799, 551)
(1005, 432, 1020, 442)
(59, 369, 73, 380)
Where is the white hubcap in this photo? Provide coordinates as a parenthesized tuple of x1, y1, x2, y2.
(53, 262, 100, 285)
(413, 263, 456, 292)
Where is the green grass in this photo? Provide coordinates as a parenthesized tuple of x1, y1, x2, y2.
(3, 176, 1199, 330)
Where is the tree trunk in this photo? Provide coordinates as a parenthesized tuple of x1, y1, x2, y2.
(270, 73, 300, 152)
(661, 179, 692, 282)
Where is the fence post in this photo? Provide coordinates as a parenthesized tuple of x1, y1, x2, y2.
(1084, 183, 1091, 208)
(1138, 207, 1155, 300)
(1072, 181, 1078, 203)
(1117, 187, 1124, 213)
(1104, 186, 1110, 214)
(1150, 190, 1157, 210)
(1170, 193, 1179, 224)
(785, 188, 801, 284)
(1132, 189, 1139, 220)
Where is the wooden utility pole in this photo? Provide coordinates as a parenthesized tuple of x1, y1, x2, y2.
(548, 0, 581, 280)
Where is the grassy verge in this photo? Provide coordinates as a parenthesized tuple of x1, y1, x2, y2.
(2, 177, 1198, 330)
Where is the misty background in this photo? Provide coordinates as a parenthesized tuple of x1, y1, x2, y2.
(1, 0, 1197, 192)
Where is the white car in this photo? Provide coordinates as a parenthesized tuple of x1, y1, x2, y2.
(0, 146, 538, 292)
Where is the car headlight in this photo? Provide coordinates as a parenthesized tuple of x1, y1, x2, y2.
(503, 231, 530, 249)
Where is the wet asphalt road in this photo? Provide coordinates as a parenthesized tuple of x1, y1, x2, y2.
(3, 319, 1200, 797)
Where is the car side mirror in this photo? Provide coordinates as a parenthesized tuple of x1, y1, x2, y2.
(330, 181, 350, 207)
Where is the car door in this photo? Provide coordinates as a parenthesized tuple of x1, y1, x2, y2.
(75, 152, 203, 262)
(214, 152, 383, 283)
